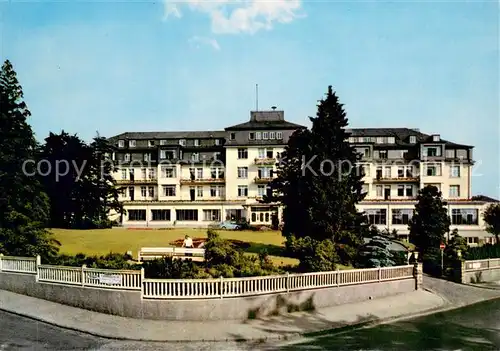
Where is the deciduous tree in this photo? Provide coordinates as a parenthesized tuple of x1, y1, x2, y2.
(483, 203, 500, 245)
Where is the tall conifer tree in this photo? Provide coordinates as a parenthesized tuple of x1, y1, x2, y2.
(266, 86, 367, 262)
(0, 60, 59, 258)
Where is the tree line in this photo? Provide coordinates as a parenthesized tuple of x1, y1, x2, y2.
(0, 60, 123, 259)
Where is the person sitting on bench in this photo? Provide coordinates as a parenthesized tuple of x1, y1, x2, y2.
(183, 235, 193, 256)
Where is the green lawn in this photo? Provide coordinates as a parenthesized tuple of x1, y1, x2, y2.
(50, 228, 299, 266)
(50, 228, 355, 269)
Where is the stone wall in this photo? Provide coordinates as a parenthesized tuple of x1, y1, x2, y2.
(0, 266, 421, 321)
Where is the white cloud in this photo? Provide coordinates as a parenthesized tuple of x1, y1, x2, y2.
(188, 36, 221, 50)
(163, 0, 182, 20)
(164, 0, 303, 34)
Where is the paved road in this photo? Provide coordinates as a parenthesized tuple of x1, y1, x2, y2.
(0, 310, 253, 351)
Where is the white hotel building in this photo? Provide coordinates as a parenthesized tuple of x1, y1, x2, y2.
(108, 109, 497, 245)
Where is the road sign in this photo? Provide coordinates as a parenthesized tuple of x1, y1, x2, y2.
(440, 243, 446, 250)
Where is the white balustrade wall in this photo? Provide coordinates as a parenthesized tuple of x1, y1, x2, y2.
(0, 254, 416, 299)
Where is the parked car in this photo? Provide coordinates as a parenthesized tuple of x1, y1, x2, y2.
(215, 220, 241, 230)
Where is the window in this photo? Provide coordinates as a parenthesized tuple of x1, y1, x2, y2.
(196, 168, 203, 179)
(124, 154, 130, 161)
(210, 167, 224, 179)
(258, 148, 266, 159)
(129, 140, 136, 148)
(249, 132, 255, 140)
(151, 209, 170, 221)
(379, 150, 388, 159)
(392, 209, 413, 225)
(229, 133, 236, 140)
(191, 153, 199, 161)
(176, 209, 198, 221)
(445, 149, 455, 158)
(449, 185, 460, 198)
(128, 210, 146, 221)
(238, 185, 248, 197)
(237, 167, 248, 179)
(118, 140, 125, 148)
(262, 132, 269, 140)
(144, 153, 151, 161)
(266, 149, 273, 158)
(160, 139, 167, 146)
(450, 166, 460, 177)
(406, 185, 413, 197)
(432, 134, 440, 142)
(383, 166, 391, 178)
(189, 168, 195, 180)
(213, 152, 221, 160)
(141, 168, 147, 179)
(237, 148, 248, 159)
(179, 139, 186, 146)
(467, 237, 479, 245)
(148, 168, 156, 179)
(197, 186, 203, 197)
(203, 209, 221, 221)
(276, 132, 283, 139)
(269, 132, 276, 140)
(362, 184, 369, 194)
(257, 185, 266, 197)
(121, 169, 127, 179)
(148, 186, 154, 198)
(409, 136, 416, 144)
(215, 139, 220, 145)
(426, 164, 441, 176)
(451, 209, 478, 225)
(365, 209, 387, 225)
(160, 150, 166, 159)
(140, 186, 147, 197)
(387, 137, 395, 144)
(376, 185, 383, 197)
(361, 164, 370, 177)
(162, 166, 176, 178)
(163, 185, 176, 196)
(376, 137, 384, 144)
(397, 185, 405, 197)
(208, 185, 223, 197)
(149, 140, 155, 147)
(425, 147, 441, 157)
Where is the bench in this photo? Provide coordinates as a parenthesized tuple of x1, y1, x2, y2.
(137, 247, 205, 262)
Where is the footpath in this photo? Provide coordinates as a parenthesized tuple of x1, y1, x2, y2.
(0, 276, 499, 343)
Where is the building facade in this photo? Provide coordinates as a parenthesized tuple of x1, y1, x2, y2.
(108, 110, 497, 245)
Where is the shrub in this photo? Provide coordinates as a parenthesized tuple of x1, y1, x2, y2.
(286, 236, 339, 272)
(46, 252, 139, 269)
(465, 244, 500, 260)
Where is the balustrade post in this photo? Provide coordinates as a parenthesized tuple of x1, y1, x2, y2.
(81, 264, 86, 287)
(336, 269, 340, 287)
(0, 253, 3, 272)
(219, 276, 224, 299)
(140, 267, 145, 300)
(286, 272, 290, 293)
(378, 267, 381, 282)
(35, 255, 41, 282)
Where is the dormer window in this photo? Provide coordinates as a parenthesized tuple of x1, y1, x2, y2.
(269, 132, 276, 140)
(118, 140, 125, 148)
(376, 137, 384, 144)
(409, 136, 417, 144)
(229, 133, 235, 140)
(276, 132, 283, 139)
(194, 139, 199, 146)
(249, 132, 255, 140)
(129, 140, 136, 148)
(124, 153, 130, 161)
(432, 134, 440, 142)
(262, 132, 269, 140)
(148, 140, 155, 147)
(256, 132, 262, 140)
(160, 139, 167, 145)
(387, 137, 395, 144)
(192, 153, 199, 161)
(179, 139, 186, 146)
(215, 139, 220, 145)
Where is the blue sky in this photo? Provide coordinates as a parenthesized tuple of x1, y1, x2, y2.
(1, 0, 498, 197)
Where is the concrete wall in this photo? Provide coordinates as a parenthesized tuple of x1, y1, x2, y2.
(462, 267, 500, 284)
(0, 271, 417, 321)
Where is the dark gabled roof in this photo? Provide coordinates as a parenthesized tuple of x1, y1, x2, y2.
(225, 120, 306, 131)
(471, 195, 499, 203)
(107, 131, 226, 142)
(346, 127, 473, 148)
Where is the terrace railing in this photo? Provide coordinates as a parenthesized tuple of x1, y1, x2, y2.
(0, 254, 415, 299)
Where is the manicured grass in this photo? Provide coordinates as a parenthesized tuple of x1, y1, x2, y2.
(50, 228, 299, 267)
